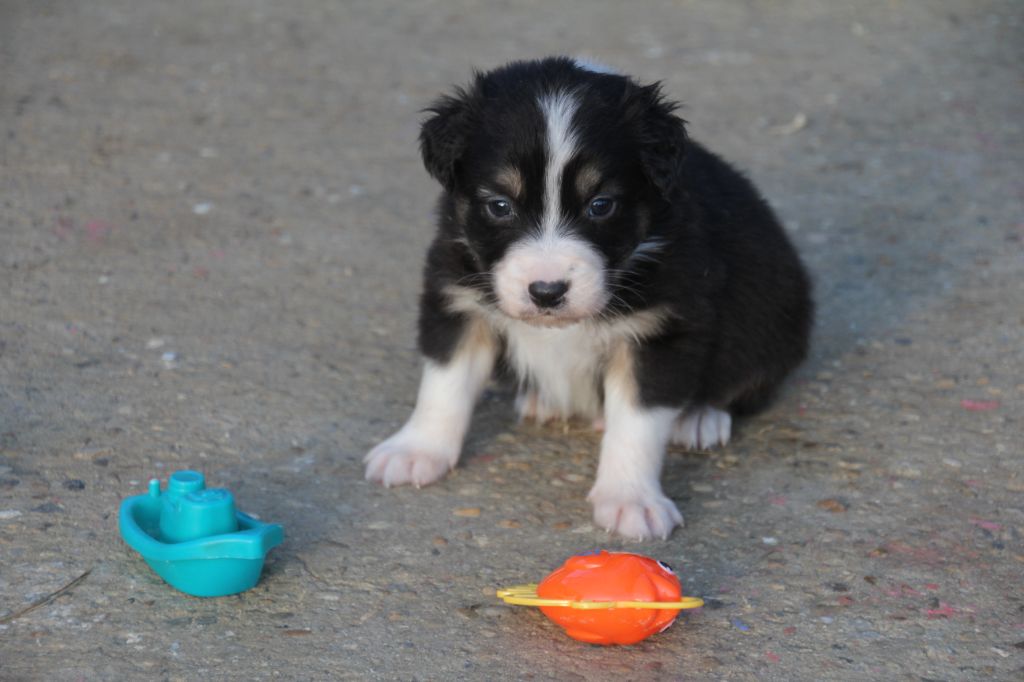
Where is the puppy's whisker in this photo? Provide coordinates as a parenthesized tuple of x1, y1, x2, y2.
(606, 268, 649, 288)
(624, 238, 668, 265)
(453, 272, 493, 289)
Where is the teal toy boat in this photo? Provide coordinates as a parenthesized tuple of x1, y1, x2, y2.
(119, 470, 284, 597)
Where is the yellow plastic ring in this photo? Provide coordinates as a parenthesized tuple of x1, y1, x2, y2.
(497, 584, 704, 611)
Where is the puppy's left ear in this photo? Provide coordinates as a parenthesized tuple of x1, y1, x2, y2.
(419, 85, 477, 191)
(625, 82, 688, 199)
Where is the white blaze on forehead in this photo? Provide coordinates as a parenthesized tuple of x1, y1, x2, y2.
(490, 90, 607, 323)
(538, 90, 581, 237)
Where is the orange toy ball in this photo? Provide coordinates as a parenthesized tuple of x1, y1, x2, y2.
(536, 551, 684, 645)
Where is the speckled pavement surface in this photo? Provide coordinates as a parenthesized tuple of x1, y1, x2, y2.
(1, 1, 1022, 680)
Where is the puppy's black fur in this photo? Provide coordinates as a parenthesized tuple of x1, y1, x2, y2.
(417, 57, 812, 416)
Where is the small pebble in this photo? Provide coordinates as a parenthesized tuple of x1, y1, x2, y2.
(891, 465, 922, 479)
(817, 498, 848, 513)
(960, 399, 999, 411)
(730, 618, 750, 632)
(74, 447, 112, 461)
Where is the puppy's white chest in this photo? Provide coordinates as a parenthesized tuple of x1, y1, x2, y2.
(502, 321, 607, 420)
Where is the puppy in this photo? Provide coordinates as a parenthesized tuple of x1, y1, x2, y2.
(365, 57, 813, 539)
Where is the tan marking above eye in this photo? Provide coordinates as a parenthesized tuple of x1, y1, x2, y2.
(574, 164, 603, 197)
(493, 167, 524, 199)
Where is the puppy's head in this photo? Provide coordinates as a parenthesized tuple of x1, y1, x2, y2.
(421, 57, 687, 326)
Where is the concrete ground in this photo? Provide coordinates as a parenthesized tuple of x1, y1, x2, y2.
(1, 1, 1022, 679)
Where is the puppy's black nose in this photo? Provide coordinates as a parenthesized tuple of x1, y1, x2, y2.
(528, 280, 570, 309)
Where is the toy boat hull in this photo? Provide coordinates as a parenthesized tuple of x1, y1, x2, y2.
(119, 487, 284, 597)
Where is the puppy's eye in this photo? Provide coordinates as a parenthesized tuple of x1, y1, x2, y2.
(486, 198, 514, 220)
(587, 196, 616, 219)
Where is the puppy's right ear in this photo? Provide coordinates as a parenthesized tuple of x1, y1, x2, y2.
(419, 86, 476, 190)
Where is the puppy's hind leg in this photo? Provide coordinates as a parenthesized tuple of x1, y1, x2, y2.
(365, 318, 496, 488)
(671, 405, 732, 450)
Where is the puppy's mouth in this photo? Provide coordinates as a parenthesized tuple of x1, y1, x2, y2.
(508, 310, 588, 328)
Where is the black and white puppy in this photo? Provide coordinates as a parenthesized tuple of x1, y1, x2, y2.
(365, 57, 813, 539)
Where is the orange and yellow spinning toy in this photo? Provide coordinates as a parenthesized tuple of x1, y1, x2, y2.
(497, 551, 704, 645)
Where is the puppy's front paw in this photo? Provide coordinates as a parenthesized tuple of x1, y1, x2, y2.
(588, 488, 684, 540)
(672, 406, 732, 450)
(364, 432, 457, 488)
